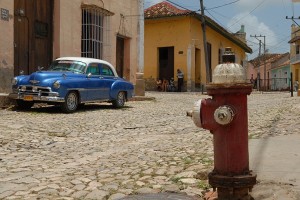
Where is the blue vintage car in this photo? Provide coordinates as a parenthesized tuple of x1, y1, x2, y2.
(9, 57, 135, 113)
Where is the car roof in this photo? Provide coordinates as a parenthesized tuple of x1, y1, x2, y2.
(56, 57, 113, 66)
(56, 57, 119, 77)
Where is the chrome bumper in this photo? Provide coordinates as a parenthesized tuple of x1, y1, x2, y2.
(8, 92, 65, 102)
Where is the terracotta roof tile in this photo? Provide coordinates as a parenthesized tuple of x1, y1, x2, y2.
(250, 53, 289, 67)
(145, 1, 193, 18)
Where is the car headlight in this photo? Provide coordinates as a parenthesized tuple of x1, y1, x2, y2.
(21, 86, 26, 91)
(53, 81, 60, 89)
(12, 77, 18, 85)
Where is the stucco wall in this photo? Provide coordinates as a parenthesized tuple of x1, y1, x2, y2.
(0, 0, 14, 93)
(144, 15, 249, 91)
(53, 0, 139, 83)
(270, 65, 290, 90)
(145, 17, 191, 77)
(246, 62, 257, 80)
(0, 0, 140, 93)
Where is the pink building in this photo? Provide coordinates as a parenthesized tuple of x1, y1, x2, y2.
(0, 0, 144, 95)
(247, 53, 290, 90)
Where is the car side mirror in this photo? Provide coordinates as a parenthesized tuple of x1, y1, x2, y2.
(87, 73, 92, 78)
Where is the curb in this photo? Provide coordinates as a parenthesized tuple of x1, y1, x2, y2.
(0, 93, 12, 108)
(129, 96, 156, 101)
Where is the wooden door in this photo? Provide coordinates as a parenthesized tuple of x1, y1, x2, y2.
(14, 6, 29, 75)
(14, 0, 53, 75)
(116, 36, 124, 77)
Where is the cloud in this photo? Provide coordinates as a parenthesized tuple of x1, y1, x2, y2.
(236, 0, 284, 11)
(227, 12, 279, 56)
(145, 0, 164, 8)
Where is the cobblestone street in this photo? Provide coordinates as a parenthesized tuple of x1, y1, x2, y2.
(0, 92, 300, 200)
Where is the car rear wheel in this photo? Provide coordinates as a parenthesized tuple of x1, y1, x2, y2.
(16, 100, 34, 110)
(112, 91, 126, 108)
(61, 91, 79, 113)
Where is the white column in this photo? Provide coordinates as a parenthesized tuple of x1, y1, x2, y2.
(138, 0, 144, 73)
(135, 0, 145, 96)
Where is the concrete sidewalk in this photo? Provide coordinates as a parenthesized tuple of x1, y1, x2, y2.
(249, 134, 300, 191)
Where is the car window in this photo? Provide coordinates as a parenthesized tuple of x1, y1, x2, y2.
(86, 63, 100, 75)
(49, 60, 86, 74)
(101, 64, 114, 76)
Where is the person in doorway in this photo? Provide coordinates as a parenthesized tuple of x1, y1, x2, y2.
(162, 78, 168, 92)
(294, 80, 299, 92)
(177, 69, 184, 92)
(168, 77, 176, 92)
(156, 79, 162, 91)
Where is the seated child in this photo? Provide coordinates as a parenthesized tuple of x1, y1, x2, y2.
(156, 79, 162, 91)
(162, 78, 168, 92)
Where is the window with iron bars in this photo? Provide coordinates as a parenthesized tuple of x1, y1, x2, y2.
(81, 7, 111, 59)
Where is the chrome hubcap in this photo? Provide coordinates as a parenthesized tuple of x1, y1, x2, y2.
(67, 93, 77, 110)
(118, 92, 125, 105)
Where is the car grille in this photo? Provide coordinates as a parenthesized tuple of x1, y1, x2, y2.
(18, 85, 52, 96)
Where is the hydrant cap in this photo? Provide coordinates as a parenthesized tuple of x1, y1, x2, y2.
(212, 48, 246, 84)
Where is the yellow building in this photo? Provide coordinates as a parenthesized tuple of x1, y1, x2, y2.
(289, 24, 300, 83)
(144, 1, 252, 91)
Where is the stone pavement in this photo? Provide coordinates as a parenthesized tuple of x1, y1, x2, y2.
(0, 91, 299, 200)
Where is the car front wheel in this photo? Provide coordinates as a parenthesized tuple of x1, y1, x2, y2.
(61, 91, 79, 113)
(112, 91, 126, 108)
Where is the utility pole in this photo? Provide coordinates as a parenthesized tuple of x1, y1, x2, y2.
(286, 16, 300, 27)
(200, 0, 210, 83)
(250, 35, 261, 91)
(250, 34, 266, 91)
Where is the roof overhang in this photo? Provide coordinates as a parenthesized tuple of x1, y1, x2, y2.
(145, 13, 252, 54)
(288, 36, 300, 43)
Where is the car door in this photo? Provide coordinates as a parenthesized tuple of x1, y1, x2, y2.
(86, 63, 105, 101)
(100, 64, 118, 99)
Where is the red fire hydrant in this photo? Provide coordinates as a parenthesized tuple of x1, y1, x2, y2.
(188, 48, 256, 200)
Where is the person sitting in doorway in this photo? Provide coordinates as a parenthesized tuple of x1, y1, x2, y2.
(162, 78, 169, 92)
(156, 79, 162, 91)
(168, 77, 176, 92)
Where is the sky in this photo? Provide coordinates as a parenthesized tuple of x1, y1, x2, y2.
(144, 0, 300, 59)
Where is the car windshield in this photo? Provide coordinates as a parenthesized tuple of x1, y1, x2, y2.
(48, 60, 87, 74)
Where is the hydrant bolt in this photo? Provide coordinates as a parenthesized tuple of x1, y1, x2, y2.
(214, 105, 234, 125)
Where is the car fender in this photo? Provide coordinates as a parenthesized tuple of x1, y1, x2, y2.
(17, 75, 30, 85)
(110, 80, 134, 99)
(56, 77, 90, 100)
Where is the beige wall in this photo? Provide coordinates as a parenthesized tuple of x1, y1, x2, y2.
(0, 0, 140, 93)
(53, 0, 139, 82)
(0, 0, 14, 93)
